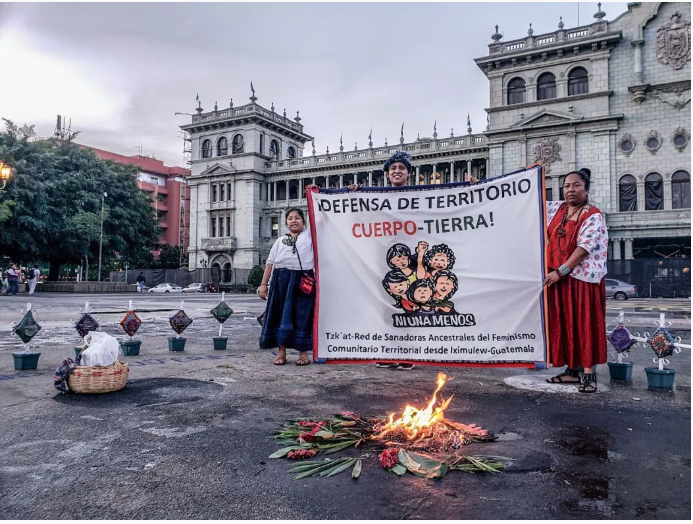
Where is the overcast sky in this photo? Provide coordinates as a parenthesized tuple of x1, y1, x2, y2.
(0, 1, 628, 167)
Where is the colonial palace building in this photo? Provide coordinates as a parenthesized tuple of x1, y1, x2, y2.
(181, 2, 690, 282)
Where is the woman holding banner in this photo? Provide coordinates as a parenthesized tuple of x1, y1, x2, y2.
(258, 208, 315, 366)
(543, 168, 608, 393)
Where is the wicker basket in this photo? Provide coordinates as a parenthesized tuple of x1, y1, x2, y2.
(68, 359, 130, 394)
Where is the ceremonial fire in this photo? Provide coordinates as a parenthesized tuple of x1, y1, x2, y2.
(371, 372, 494, 452)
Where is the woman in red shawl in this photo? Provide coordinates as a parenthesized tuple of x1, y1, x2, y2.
(544, 168, 608, 393)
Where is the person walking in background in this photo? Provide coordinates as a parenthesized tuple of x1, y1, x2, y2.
(544, 168, 608, 394)
(136, 272, 146, 292)
(27, 264, 40, 295)
(5, 264, 19, 296)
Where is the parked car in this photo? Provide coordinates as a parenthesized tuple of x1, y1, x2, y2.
(605, 279, 637, 300)
(148, 283, 183, 293)
(183, 282, 205, 293)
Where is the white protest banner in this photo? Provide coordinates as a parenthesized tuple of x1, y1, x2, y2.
(307, 166, 549, 367)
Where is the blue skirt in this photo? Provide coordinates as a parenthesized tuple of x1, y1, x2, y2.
(259, 268, 315, 353)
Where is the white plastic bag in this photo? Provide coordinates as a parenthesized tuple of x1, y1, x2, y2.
(81, 331, 120, 367)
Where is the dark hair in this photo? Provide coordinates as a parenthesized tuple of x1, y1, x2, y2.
(381, 270, 410, 307)
(423, 244, 456, 271)
(407, 278, 435, 304)
(386, 243, 412, 269)
(565, 168, 591, 191)
(285, 208, 305, 224)
(433, 270, 459, 300)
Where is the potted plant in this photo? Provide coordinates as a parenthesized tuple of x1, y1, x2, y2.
(120, 300, 142, 356)
(606, 312, 635, 382)
(643, 313, 681, 391)
(168, 300, 192, 351)
(12, 303, 42, 370)
(211, 292, 233, 350)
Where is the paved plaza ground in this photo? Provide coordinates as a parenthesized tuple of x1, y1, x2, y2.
(0, 293, 690, 519)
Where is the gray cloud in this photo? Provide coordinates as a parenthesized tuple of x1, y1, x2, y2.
(0, 2, 628, 166)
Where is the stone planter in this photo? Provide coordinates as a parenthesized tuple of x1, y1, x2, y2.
(644, 367, 676, 391)
(13, 352, 41, 370)
(168, 337, 186, 352)
(607, 361, 634, 382)
(213, 337, 228, 350)
(121, 340, 142, 356)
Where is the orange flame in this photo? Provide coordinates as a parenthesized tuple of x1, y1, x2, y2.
(373, 372, 453, 441)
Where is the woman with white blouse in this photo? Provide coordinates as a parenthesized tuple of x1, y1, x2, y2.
(258, 208, 315, 366)
(543, 168, 609, 393)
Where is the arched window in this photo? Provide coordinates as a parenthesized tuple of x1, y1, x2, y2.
(619, 175, 637, 212)
(287, 146, 296, 159)
(507, 77, 526, 105)
(672, 170, 691, 209)
(270, 139, 280, 160)
(201, 139, 212, 159)
(537, 72, 557, 100)
(217, 137, 228, 156)
(644, 173, 663, 210)
(568, 67, 589, 96)
(232, 134, 244, 154)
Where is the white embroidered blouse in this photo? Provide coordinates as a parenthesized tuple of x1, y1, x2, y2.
(547, 201, 609, 284)
(266, 229, 314, 271)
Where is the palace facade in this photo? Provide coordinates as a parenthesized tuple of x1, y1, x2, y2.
(181, 2, 690, 278)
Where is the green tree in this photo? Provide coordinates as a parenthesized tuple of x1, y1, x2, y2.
(158, 244, 181, 269)
(0, 119, 161, 280)
(248, 264, 264, 287)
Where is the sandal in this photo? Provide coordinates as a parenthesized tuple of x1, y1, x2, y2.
(546, 368, 580, 384)
(295, 357, 311, 366)
(274, 356, 287, 366)
(578, 373, 597, 394)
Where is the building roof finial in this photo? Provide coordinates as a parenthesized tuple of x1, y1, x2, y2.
(311, 139, 316, 156)
(229, 98, 233, 108)
(271, 102, 274, 112)
(196, 93, 203, 114)
(433, 120, 437, 139)
(249, 81, 257, 103)
(527, 22, 534, 36)
(450, 127, 454, 137)
(214, 101, 218, 111)
(368, 127, 373, 148)
(354, 142, 358, 151)
(558, 16, 564, 30)
(594, 2, 606, 20)
(339, 133, 344, 152)
(384, 138, 388, 146)
(294, 110, 301, 123)
(400, 123, 404, 145)
(491, 24, 502, 42)
(283, 108, 286, 118)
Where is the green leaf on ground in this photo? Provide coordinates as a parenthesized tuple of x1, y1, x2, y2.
(390, 464, 407, 476)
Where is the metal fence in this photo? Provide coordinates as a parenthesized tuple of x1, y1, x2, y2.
(607, 258, 691, 298)
(109, 267, 251, 288)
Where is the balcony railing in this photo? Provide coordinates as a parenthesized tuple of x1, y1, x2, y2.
(201, 237, 237, 252)
(490, 20, 609, 56)
(189, 103, 305, 134)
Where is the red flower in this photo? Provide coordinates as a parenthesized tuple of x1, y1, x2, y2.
(297, 431, 316, 441)
(287, 449, 318, 460)
(298, 420, 325, 429)
(339, 411, 359, 419)
(379, 448, 399, 469)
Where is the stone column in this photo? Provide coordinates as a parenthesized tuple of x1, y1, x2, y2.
(450, 161, 455, 183)
(432, 164, 437, 185)
(624, 238, 634, 260)
(415, 165, 420, 185)
(353, 173, 358, 185)
(299, 178, 303, 201)
(463, 159, 469, 181)
(636, 180, 645, 211)
(612, 239, 622, 260)
(273, 181, 277, 202)
(519, 137, 527, 167)
(285, 180, 289, 204)
(368, 171, 373, 187)
(664, 178, 672, 210)
(632, 40, 644, 84)
(552, 177, 560, 200)
(339, 174, 344, 187)
(485, 158, 490, 179)
(312, 177, 316, 185)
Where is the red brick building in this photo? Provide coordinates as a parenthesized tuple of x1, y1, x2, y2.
(85, 146, 191, 260)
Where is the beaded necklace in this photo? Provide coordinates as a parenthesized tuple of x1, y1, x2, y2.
(550, 202, 587, 257)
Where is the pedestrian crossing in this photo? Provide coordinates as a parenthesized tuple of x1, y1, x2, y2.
(607, 298, 690, 313)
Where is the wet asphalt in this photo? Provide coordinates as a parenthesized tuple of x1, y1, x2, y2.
(0, 293, 690, 519)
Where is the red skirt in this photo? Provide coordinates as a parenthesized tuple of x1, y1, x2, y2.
(547, 276, 607, 369)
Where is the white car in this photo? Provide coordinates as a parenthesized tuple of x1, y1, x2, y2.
(148, 283, 183, 293)
(182, 283, 205, 293)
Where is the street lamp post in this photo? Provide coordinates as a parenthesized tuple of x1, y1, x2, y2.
(98, 191, 107, 281)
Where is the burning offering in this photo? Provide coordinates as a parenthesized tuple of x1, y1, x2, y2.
(270, 373, 512, 480)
